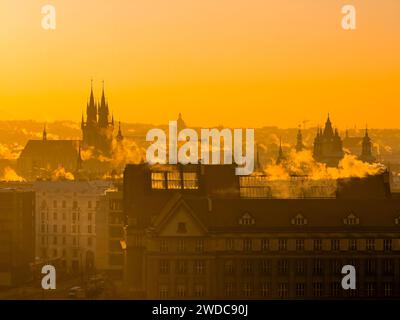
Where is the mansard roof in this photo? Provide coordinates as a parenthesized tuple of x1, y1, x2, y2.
(140, 193, 400, 233)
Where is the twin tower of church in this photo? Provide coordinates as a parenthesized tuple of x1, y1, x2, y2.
(81, 81, 123, 156)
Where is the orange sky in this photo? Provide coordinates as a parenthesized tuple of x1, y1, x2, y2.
(1, 0, 400, 128)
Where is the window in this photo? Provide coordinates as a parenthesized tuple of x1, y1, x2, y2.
(331, 239, 340, 251)
(195, 239, 204, 253)
(88, 225, 92, 233)
(313, 282, 323, 297)
(366, 239, 375, 251)
(296, 239, 304, 251)
(62, 225, 66, 233)
(53, 200, 57, 208)
(88, 212, 92, 221)
(151, 172, 166, 189)
(278, 283, 288, 298)
(261, 239, 269, 251)
(53, 236, 57, 245)
(88, 201, 92, 208)
(194, 284, 205, 297)
(383, 259, 393, 275)
(349, 239, 357, 251)
(366, 259, 376, 275)
(224, 261, 234, 274)
(344, 213, 359, 225)
(183, 172, 198, 189)
(62, 201, 66, 208)
(366, 283, 376, 297)
(160, 240, 168, 252)
(261, 282, 271, 297)
(260, 260, 271, 274)
(73, 201, 78, 209)
(159, 285, 168, 299)
(314, 239, 322, 251)
(291, 214, 307, 225)
(41, 211, 46, 221)
(296, 260, 306, 275)
(278, 239, 287, 251)
(384, 283, 393, 297)
(88, 237, 93, 246)
(384, 239, 392, 251)
(278, 260, 288, 274)
(243, 282, 253, 297)
(53, 225, 57, 233)
(177, 222, 187, 234)
(159, 260, 170, 274)
(53, 212, 57, 220)
(167, 172, 181, 189)
(176, 285, 186, 298)
(226, 239, 234, 251)
(243, 260, 253, 274)
(62, 212, 66, 220)
(176, 260, 187, 274)
(243, 239, 252, 252)
(194, 260, 205, 274)
(72, 212, 77, 221)
(296, 283, 306, 297)
(239, 213, 255, 225)
(225, 282, 234, 297)
(62, 237, 66, 245)
(178, 239, 185, 252)
(313, 259, 323, 275)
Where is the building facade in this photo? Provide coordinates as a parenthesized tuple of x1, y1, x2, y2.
(123, 164, 400, 299)
(34, 181, 113, 274)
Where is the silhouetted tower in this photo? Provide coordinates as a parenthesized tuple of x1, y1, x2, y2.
(77, 143, 83, 171)
(296, 127, 304, 152)
(359, 128, 375, 163)
(116, 121, 124, 142)
(276, 138, 285, 165)
(255, 143, 262, 171)
(313, 114, 344, 167)
(42, 125, 47, 141)
(177, 113, 186, 132)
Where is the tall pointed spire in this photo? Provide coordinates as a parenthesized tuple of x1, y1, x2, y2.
(276, 138, 285, 165)
(296, 126, 303, 152)
(43, 124, 47, 141)
(116, 121, 124, 141)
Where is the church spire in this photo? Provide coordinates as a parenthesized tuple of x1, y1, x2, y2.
(116, 121, 124, 141)
(296, 126, 303, 152)
(43, 124, 47, 141)
(276, 138, 285, 165)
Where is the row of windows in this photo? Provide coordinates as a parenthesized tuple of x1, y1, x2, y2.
(158, 238, 394, 252)
(39, 200, 99, 209)
(40, 224, 94, 234)
(158, 282, 395, 298)
(159, 260, 206, 274)
(151, 172, 199, 190)
(222, 259, 397, 275)
(40, 211, 94, 221)
(223, 282, 394, 298)
(40, 236, 93, 247)
(40, 247, 90, 259)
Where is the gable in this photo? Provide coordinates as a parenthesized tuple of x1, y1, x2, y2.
(157, 203, 207, 237)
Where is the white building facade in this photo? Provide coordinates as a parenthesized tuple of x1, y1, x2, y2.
(34, 181, 113, 274)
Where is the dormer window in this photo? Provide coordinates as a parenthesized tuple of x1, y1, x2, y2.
(177, 222, 187, 234)
(344, 213, 359, 225)
(239, 213, 255, 225)
(291, 214, 307, 226)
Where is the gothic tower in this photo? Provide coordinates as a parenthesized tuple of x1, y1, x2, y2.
(296, 127, 304, 152)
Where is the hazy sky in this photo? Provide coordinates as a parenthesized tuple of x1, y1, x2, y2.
(1, 0, 400, 128)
